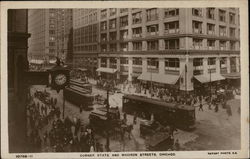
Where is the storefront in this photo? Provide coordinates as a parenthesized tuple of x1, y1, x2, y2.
(193, 73, 226, 96)
(96, 67, 117, 80)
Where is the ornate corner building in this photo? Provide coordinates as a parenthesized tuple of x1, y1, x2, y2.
(72, 8, 240, 92)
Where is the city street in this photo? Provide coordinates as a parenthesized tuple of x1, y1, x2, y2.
(30, 82, 241, 151)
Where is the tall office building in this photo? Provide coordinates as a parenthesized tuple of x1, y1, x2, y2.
(73, 8, 240, 92)
(72, 9, 99, 74)
(28, 9, 73, 63)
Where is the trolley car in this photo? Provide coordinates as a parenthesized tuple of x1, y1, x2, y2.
(122, 94, 195, 130)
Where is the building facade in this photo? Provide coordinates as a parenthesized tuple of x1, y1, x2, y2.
(73, 8, 240, 92)
(28, 9, 73, 63)
(72, 9, 99, 75)
(8, 9, 31, 152)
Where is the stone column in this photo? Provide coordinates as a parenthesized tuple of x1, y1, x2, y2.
(216, 57, 221, 74)
(226, 57, 231, 73)
(107, 57, 110, 68)
(159, 58, 165, 75)
(179, 57, 194, 91)
(128, 57, 133, 82)
(97, 57, 101, 76)
(236, 56, 240, 72)
(116, 58, 120, 79)
(142, 57, 147, 73)
(203, 57, 208, 75)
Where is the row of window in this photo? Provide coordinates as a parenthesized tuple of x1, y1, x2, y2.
(73, 24, 98, 44)
(100, 8, 238, 24)
(99, 57, 237, 70)
(100, 19, 238, 38)
(99, 38, 237, 52)
(74, 45, 98, 52)
(193, 8, 237, 24)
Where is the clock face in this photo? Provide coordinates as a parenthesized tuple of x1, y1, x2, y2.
(55, 74, 67, 85)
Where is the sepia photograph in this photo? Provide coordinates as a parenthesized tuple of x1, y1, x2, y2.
(1, 1, 249, 158)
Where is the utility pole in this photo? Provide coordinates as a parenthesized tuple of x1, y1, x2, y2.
(105, 81, 110, 152)
(185, 64, 187, 103)
(150, 58, 153, 98)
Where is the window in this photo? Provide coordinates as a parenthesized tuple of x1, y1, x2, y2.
(49, 36, 55, 41)
(101, 9, 107, 19)
(193, 38, 203, 49)
(120, 57, 128, 64)
(193, 58, 203, 67)
(165, 39, 179, 49)
(110, 8, 116, 16)
(110, 58, 117, 69)
(132, 12, 142, 24)
(49, 49, 55, 53)
(101, 57, 107, 67)
(208, 57, 216, 65)
(132, 42, 142, 51)
(207, 40, 215, 49)
(49, 24, 55, 28)
(192, 8, 202, 17)
(109, 19, 116, 29)
(220, 57, 226, 68)
(120, 8, 128, 13)
(101, 44, 107, 52)
(147, 58, 159, 69)
(207, 23, 215, 35)
(109, 32, 117, 41)
(120, 16, 128, 27)
(229, 27, 236, 37)
(229, 12, 235, 24)
(110, 43, 117, 52)
(120, 30, 128, 40)
(192, 21, 203, 34)
(49, 42, 55, 46)
(147, 24, 158, 35)
(133, 57, 142, 65)
(219, 9, 226, 22)
(146, 8, 158, 21)
(206, 8, 215, 19)
(132, 27, 142, 37)
(165, 8, 179, 18)
(219, 40, 226, 50)
(147, 40, 159, 50)
(164, 21, 179, 34)
(219, 26, 226, 36)
(120, 43, 128, 51)
(49, 30, 55, 34)
(165, 58, 179, 69)
(230, 41, 236, 50)
(101, 33, 107, 41)
(101, 21, 107, 31)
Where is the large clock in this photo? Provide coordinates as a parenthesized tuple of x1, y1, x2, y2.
(55, 73, 67, 86)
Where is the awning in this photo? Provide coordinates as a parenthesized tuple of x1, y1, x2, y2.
(194, 73, 225, 83)
(76, 68, 88, 72)
(222, 72, 240, 79)
(138, 72, 179, 85)
(96, 67, 117, 74)
(29, 59, 44, 64)
(49, 59, 57, 64)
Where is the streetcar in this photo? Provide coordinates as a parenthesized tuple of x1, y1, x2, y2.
(64, 86, 94, 110)
(122, 94, 195, 130)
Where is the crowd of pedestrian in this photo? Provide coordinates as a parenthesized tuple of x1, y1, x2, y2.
(26, 89, 105, 152)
